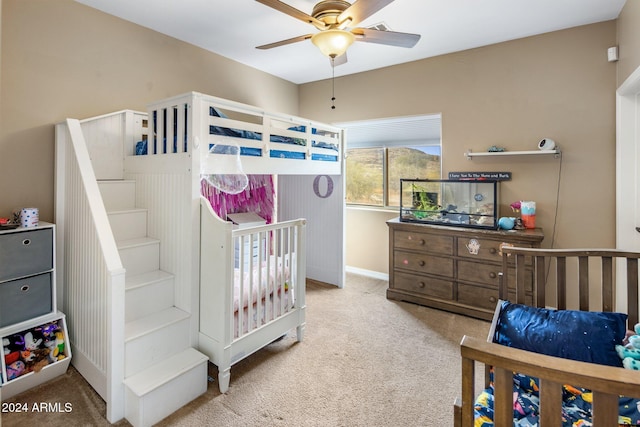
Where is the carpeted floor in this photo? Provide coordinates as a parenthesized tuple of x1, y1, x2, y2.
(0, 274, 490, 426)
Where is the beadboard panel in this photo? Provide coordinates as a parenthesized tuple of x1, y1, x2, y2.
(277, 174, 344, 287)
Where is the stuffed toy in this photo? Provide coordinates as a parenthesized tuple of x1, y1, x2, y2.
(616, 323, 640, 370)
(6, 360, 25, 380)
(20, 331, 43, 364)
(53, 330, 65, 360)
(3, 334, 24, 365)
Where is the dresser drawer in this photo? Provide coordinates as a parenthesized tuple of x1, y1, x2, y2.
(457, 283, 533, 311)
(458, 260, 534, 290)
(456, 236, 504, 262)
(393, 230, 453, 255)
(0, 228, 53, 281)
(394, 250, 454, 278)
(393, 270, 454, 300)
(457, 260, 501, 286)
(0, 272, 53, 327)
(457, 283, 500, 311)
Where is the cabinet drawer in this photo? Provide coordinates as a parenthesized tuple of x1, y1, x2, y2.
(457, 283, 500, 311)
(394, 230, 453, 255)
(394, 250, 454, 278)
(0, 228, 53, 281)
(458, 260, 534, 290)
(457, 284, 534, 311)
(0, 272, 53, 328)
(458, 260, 501, 286)
(456, 236, 504, 262)
(393, 270, 454, 300)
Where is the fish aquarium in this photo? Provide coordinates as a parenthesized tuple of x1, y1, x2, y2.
(399, 179, 498, 229)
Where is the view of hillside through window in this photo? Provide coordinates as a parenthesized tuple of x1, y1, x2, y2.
(346, 146, 441, 206)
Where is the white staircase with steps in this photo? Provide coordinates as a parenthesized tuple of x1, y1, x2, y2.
(98, 179, 208, 427)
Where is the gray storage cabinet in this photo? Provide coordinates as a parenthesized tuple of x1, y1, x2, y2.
(0, 222, 71, 399)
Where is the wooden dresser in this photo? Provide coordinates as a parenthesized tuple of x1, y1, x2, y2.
(387, 218, 544, 320)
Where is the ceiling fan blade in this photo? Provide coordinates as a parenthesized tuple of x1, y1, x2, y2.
(351, 27, 420, 48)
(337, 0, 394, 28)
(255, 0, 327, 29)
(256, 34, 313, 50)
(331, 53, 348, 67)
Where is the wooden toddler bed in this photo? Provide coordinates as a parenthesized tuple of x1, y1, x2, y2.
(453, 247, 640, 426)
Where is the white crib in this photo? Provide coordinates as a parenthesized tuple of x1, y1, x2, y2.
(199, 198, 306, 392)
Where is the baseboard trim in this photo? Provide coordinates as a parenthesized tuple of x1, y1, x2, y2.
(345, 266, 389, 281)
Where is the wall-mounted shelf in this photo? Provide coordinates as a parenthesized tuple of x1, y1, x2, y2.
(465, 149, 561, 160)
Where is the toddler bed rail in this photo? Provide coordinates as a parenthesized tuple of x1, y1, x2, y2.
(454, 247, 640, 426)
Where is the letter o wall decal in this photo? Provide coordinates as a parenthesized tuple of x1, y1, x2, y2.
(313, 175, 334, 198)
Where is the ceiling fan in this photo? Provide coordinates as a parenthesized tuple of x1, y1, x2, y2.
(255, 0, 421, 66)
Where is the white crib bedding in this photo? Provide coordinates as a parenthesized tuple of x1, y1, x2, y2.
(232, 255, 294, 337)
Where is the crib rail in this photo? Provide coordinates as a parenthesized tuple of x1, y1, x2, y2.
(500, 246, 640, 326)
(199, 196, 307, 388)
(54, 119, 125, 422)
(143, 91, 342, 175)
(231, 218, 306, 340)
(454, 247, 640, 426)
(457, 335, 640, 426)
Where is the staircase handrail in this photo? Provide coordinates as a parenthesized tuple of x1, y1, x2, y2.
(55, 118, 126, 422)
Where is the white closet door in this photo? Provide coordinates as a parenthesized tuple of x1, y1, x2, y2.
(616, 66, 640, 251)
(616, 65, 640, 311)
(278, 174, 345, 288)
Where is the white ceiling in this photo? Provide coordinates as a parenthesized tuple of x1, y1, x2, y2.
(76, 0, 626, 85)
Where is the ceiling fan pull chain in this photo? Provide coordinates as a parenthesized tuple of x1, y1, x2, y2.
(331, 56, 336, 110)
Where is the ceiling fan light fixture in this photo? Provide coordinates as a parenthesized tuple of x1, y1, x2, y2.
(311, 29, 355, 58)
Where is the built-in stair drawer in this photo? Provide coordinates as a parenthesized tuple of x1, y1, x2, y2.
(0, 272, 53, 328)
(0, 228, 53, 281)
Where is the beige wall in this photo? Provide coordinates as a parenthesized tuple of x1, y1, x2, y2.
(0, 0, 299, 222)
(617, 0, 640, 85)
(346, 208, 397, 274)
(301, 22, 618, 275)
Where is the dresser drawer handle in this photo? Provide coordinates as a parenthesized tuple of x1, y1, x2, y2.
(489, 247, 497, 254)
(418, 260, 425, 267)
(418, 281, 426, 288)
(419, 239, 425, 245)
(489, 296, 497, 303)
(22, 239, 31, 246)
(489, 272, 497, 279)
(20, 285, 30, 292)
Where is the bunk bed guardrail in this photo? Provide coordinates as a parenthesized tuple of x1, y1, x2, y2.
(135, 91, 343, 176)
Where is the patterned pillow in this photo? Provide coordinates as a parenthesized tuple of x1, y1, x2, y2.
(492, 300, 627, 367)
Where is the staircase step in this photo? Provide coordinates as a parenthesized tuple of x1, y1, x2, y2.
(108, 209, 148, 241)
(124, 348, 208, 427)
(98, 180, 136, 211)
(118, 237, 160, 276)
(125, 270, 174, 323)
(125, 307, 190, 377)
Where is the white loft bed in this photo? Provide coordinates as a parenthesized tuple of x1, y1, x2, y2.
(128, 92, 343, 392)
(57, 91, 344, 422)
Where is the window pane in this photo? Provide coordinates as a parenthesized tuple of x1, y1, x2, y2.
(388, 146, 441, 207)
(346, 148, 384, 205)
